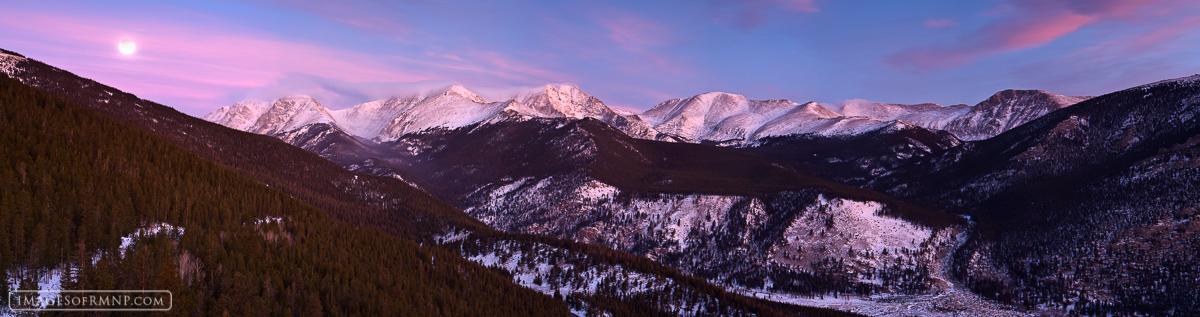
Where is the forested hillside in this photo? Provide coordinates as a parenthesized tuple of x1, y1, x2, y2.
(0, 73, 568, 316)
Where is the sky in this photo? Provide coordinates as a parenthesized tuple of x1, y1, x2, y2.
(1, 0, 1199, 117)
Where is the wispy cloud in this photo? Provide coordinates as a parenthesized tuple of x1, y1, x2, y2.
(887, 0, 1189, 69)
(236, 73, 457, 108)
(1011, 14, 1200, 95)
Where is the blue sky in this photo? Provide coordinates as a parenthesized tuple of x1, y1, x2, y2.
(2, 0, 1198, 116)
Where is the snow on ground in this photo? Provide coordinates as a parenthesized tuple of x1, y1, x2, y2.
(0, 51, 25, 77)
(752, 220, 1035, 317)
(433, 230, 471, 244)
(465, 240, 742, 316)
(119, 223, 185, 258)
(330, 97, 420, 138)
(203, 101, 272, 131)
(2, 223, 187, 314)
(742, 287, 1033, 317)
(5, 266, 66, 293)
(4, 260, 69, 312)
(252, 216, 284, 226)
(839, 101, 971, 130)
(771, 194, 932, 271)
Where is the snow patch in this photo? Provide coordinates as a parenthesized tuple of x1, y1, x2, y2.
(119, 223, 185, 258)
(0, 51, 27, 77)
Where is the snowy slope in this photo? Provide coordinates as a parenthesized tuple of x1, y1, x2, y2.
(223, 95, 340, 135)
(834, 91, 1088, 141)
(640, 90, 1089, 145)
(0, 50, 26, 78)
(205, 83, 1089, 147)
(374, 85, 509, 140)
(840, 100, 972, 130)
(328, 96, 423, 138)
(641, 92, 807, 142)
(506, 84, 613, 119)
(207, 84, 667, 142)
(641, 92, 919, 144)
(755, 103, 901, 139)
(942, 90, 1089, 141)
(203, 100, 272, 131)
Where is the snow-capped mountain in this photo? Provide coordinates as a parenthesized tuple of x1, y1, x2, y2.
(941, 89, 1090, 141)
(202, 100, 271, 131)
(372, 85, 505, 140)
(208, 82, 1086, 149)
(509, 83, 614, 119)
(838, 90, 1089, 141)
(640, 92, 903, 145)
(641, 90, 1089, 145)
(327, 95, 426, 139)
(206, 84, 668, 142)
(839, 101, 972, 131)
(203, 95, 339, 136)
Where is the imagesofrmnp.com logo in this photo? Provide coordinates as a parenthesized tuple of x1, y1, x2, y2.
(8, 290, 172, 311)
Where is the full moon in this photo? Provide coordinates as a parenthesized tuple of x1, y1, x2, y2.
(118, 39, 136, 55)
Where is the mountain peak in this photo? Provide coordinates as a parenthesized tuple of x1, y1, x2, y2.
(508, 83, 614, 119)
(203, 100, 272, 131)
(246, 96, 338, 135)
(694, 91, 749, 104)
(279, 94, 318, 102)
(941, 89, 1089, 141)
(435, 85, 487, 103)
(544, 83, 583, 94)
(796, 101, 842, 118)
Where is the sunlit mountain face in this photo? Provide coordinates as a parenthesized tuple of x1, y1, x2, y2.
(3, 1, 1200, 316)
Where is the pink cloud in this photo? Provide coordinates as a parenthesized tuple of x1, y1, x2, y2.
(1010, 14, 1200, 97)
(888, 13, 1095, 68)
(923, 19, 958, 28)
(888, 0, 1186, 69)
(997, 13, 1096, 48)
(1045, 14, 1200, 68)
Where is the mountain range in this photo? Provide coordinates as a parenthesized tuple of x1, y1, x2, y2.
(205, 84, 1089, 146)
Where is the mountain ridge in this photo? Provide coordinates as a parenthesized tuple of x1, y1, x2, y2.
(207, 84, 1090, 146)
